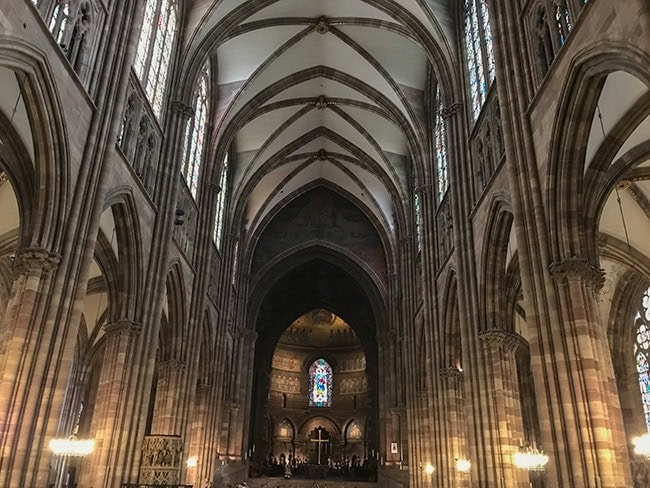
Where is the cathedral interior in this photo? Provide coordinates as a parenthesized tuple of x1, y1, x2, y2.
(0, 1, 649, 487)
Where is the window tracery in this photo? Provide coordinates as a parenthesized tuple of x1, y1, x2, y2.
(434, 84, 448, 201)
(214, 154, 229, 248)
(133, 0, 177, 117)
(464, 0, 495, 120)
(309, 359, 332, 408)
(47, 0, 101, 83)
(181, 65, 209, 200)
(636, 286, 650, 430)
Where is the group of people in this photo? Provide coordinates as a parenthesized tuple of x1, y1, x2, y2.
(258, 453, 376, 480)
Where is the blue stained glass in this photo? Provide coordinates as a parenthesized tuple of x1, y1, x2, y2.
(309, 359, 333, 408)
(636, 287, 650, 430)
(464, 0, 495, 120)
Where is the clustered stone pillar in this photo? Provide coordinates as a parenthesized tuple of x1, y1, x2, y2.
(151, 358, 187, 435)
(477, 329, 528, 487)
(0, 249, 62, 487)
(186, 383, 213, 486)
(547, 259, 631, 486)
(77, 319, 143, 487)
(439, 367, 467, 487)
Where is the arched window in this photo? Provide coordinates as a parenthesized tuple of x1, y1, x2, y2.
(636, 287, 650, 430)
(133, 0, 177, 117)
(214, 154, 229, 247)
(181, 65, 209, 199)
(48, 1, 97, 79)
(464, 0, 495, 120)
(309, 359, 333, 407)
(434, 84, 448, 201)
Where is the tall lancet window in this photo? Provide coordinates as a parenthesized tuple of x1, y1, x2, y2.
(181, 65, 209, 199)
(635, 286, 650, 429)
(213, 153, 229, 248)
(309, 359, 333, 407)
(133, 0, 177, 117)
(464, 0, 495, 120)
(434, 84, 448, 201)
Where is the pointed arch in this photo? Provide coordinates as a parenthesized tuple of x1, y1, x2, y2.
(0, 36, 70, 251)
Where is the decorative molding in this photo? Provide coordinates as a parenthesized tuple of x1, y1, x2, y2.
(399, 237, 412, 247)
(315, 95, 329, 110)
(12, 247, 62, 276)
(440, 102, 463, 120)
(439, 367, 464, 382)
(549, 256, 605, 289)
(157, 358, 186, 375)
(315, 16, 330, 34)
(170, 100, 193, 119)
(103, 319, 143, 338)
(415, 184, 433, 195)
(197, 382, 213, 393)
(478, 328, 523, 353)
(317, 148, 328, 161)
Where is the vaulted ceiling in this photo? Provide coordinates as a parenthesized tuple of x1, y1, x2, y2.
(183, 0, 458, 248)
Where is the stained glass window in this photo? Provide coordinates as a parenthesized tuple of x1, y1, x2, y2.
(554, 3, 572, 46)
(214, 153, 229, 247)
(181, 65, 209, 199)
(133, 0, 177, 117)
(434, 84, 448, 201)
(635, 286, 650, 430)
(464, 0, 495, 120)
(309, 359, 333, 407)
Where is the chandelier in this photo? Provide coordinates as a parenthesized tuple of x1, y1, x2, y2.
(49, 435, 95, 457)
(633, 433, 650, 458)
(513, 446, 548, 471)
(455, 458, 471, 473)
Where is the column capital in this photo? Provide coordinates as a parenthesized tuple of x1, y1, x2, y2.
(197, 382, 213, 393)
(12, 247, 61, 276)
(170, 100, 194, 119)
(440, 102, 463, 120)
(399, 237, 412, 247)
(157, 358, 186, 375)
(415, 184, 433, 196)
(103, 319, 143, 337)
(478, 328, 523, 353)
(439, 366, 464, 382)
(549, 256, 605, 289)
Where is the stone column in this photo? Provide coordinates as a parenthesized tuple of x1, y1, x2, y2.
(77, 319, 143, 487)
(547, 259, 630, 486)
(185, 383, 213, 486)
(477, 329, 528, 488)
(439, 367, 467, 487)
(0, 249, 62, 487)
(151, 358, 187, 435)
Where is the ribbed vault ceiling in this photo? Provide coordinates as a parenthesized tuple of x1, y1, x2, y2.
(184, 0, 456, 242)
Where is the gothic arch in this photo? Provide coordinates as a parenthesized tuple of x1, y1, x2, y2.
(479, 196, 514, 332)
(103, 189, 144, 320)
(441, 269, 461, 368)
(547, 40, 650, 262)
(162, 261, 187, 361)
(0, 36, 70, 251)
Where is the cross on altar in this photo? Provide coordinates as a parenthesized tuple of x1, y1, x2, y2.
(310, 427, 329, 465)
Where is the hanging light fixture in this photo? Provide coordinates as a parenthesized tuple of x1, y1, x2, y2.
(633, 433, 650, 458)
(513, 446, 548, 471)
(49, 435, 95, 457)
(424, 464, 435, 475)
(455, 458, 471, 473)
